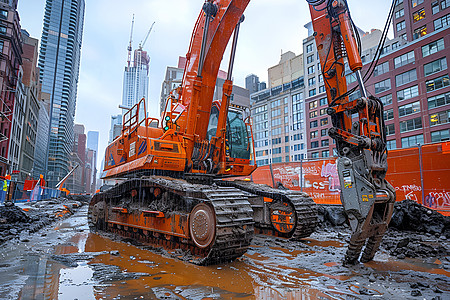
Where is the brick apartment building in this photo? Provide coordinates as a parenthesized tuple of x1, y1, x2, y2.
(305, 0, 450, 158)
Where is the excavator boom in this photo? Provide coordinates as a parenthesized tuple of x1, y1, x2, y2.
(307, 0, 396, 264)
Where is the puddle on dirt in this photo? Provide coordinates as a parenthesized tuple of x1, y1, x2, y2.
(302, 238, 344, 248)
(8, 208, 449, 299)
(365, 257, 450, 277)
(16, 231, 356, 300)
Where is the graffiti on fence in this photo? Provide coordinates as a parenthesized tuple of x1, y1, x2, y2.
(320, 161, 340, 192)
(395, 184, 422, 202)
(270, 161, 341, 204)
(424, 190, 450, 209)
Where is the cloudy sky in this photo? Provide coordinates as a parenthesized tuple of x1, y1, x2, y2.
(18, 0, 393, 171)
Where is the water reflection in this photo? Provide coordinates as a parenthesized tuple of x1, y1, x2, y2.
(15, 221, 449, 300)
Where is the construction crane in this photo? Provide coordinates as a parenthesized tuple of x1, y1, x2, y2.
(127, 15, 135, 68)
(139, 21, 155, 51)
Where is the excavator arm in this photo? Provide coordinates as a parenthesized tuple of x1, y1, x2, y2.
(307, 0, 396, 264)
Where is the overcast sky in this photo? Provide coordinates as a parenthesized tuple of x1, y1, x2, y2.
(17, 0, 393, 172)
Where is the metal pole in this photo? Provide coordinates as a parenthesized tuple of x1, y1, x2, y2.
(418, 143, 424, 205)
(227, 15, 244, 81)
(355, 70, 368, 98)
(300, 159, 303, 192)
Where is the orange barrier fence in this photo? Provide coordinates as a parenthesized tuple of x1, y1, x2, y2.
(248, 141, 450, 216)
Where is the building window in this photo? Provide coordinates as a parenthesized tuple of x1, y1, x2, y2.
(442, 0, 450, 10)
(311, 152, 319, 158)
(387, 139, 397, 150)
(307, 65, 315, 74)
(309, 89, 316, 97)
(319, 74, 323, 82)
(307, 55, 314, 64)
(309, 100, 318, 109)
(401, 134, 424, 148)
(422, 38, 445, 57)
(374, 61, 390, 76)
(428, 91, 450, 109)
(386, 124, 396, 135)
(413, 26, 427, 40)
(321, 139, 329, 147)
(0, 40, 3, 53)
(0, 26, 6, 34)
(432, 1, 440, 14)
(271, 99, 281, 108)
(392, 42, 399, 51)
(310, 120, 318, 128)
(319, 97, 327, 106)
(434, 13, 450, 30)
(308, 77, 316, 86)
(320, 108, 327, 115)
(384, 108, 394, 120)
(311, 141, 319, 148)
(395, 69, 417, 87)
(310, 130, 318, 138)
(272, 127, 282, 135)
(321, 129, 328, 136)
(319, 85, 325, 93)
(396, 20, 406, 31)
(380, 94, 392, 105)
(431, 129, 450, 142)
(426, 75, 450, 92)
(273, 147, 282, 154)
(398, 101, 421, 117)
(374, 78, 391, 93)
(306, 44, 313, 53)
(430, 109, 450, 126)
(413, 8, 425, 23)
(271, 109, 281, 117)
(394, 51, 415, 68)
(424, 58, 447, 77)
(273, 157, 282, 163)
(395, 8, 404, 18)
(400, 117, 422, 132)
(309, 111, 318, 118)
(320, 118, 328, 126)
(397, 85, 419, 101)
(0, 9, 7, 19)
(411, 0, 424, 8)
(322, 150, 330, 157)
(395, 0, 403, 5)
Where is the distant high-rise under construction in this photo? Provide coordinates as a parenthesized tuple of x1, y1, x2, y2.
(122, 49, 149, 109)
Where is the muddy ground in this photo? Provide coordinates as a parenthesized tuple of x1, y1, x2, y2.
(0, 199, 448, 299)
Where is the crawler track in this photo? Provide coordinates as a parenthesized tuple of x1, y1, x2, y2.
(216, 180, 318, 239)
(89, 176, 254, 265)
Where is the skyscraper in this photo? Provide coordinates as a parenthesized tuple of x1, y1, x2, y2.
(87, 131, 99, 153)
(38, 0, 85, 187)
(122, 49, 149, 110)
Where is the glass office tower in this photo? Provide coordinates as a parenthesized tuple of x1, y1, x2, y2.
(38, 0, 85, 187)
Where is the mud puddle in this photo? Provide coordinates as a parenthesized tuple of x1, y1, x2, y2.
(0, 206, 448, 299)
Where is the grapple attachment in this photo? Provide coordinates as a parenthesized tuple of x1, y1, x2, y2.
(337, 152, 396, 265)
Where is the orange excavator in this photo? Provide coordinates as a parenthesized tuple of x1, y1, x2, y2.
(89, 0, 394, 265)
(89, 0, 317, 265)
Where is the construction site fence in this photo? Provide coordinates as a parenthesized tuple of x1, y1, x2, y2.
(249, 141, 450, 216)
(0, 180, 62, 204)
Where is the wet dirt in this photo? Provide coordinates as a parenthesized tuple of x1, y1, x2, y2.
(0, 205, 448, 299)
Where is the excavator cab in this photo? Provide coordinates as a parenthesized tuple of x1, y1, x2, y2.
(207, 103, 251, 160)
(226, 109, 250, 160)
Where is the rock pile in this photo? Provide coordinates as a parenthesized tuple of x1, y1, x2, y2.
(0, 198, 84, 244)
(390, 199, 450, 237)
